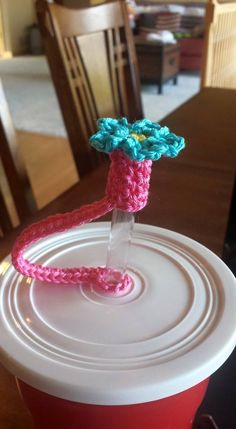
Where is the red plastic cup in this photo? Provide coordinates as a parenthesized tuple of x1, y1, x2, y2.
(1, 223, 236, 429)
(17, 378, 209, 429)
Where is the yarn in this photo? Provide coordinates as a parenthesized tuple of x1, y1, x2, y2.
(12, 152, 152, 295)
(11, 118, 185, 295)
(107, 151, 152, 212)
(90, 118, 185, 161)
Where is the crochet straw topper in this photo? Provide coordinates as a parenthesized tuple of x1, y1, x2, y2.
(12, 118, 185, 294)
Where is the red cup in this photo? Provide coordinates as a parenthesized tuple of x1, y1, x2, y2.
(18, 378, 209, 429)
(1, 224, 236, 429)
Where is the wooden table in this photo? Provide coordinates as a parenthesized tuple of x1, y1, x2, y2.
(135, 36, 180, 94)
(0, 158, 232, 261)
(1, 88, 235, 261)
(0, 88, 236, 429)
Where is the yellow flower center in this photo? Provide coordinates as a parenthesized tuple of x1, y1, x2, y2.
(130, 133, 146, 142)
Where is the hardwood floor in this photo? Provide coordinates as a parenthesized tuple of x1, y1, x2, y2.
(0, 131, 79, 226)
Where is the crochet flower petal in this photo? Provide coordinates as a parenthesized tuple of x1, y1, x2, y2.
(90, 118, 185, 161)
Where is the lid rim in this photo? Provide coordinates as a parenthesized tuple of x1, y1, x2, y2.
(1, 223, 236, 404)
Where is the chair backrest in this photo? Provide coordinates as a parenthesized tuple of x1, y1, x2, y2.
(0, 80, 30, 235)
(36, 0, 143, 176)
(201, 0, 236, 89)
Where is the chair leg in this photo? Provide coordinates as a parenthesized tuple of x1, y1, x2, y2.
(173, 75, 178, 85)
(193, 414, 219, 429)
(158, 83, 163, 94)
(0, 192, 12, 234)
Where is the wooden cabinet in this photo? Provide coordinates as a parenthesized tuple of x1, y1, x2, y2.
(135, 37, 180, 94)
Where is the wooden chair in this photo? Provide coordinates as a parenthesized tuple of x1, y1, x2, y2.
(0, 80, 31, 235)
(36, 0, 143, 177)
(201, 0, 236, 89)
(0, 79, 79, 235)
(193, 414, 219, 429)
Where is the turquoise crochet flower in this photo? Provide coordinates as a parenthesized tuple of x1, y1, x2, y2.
(90, 118, 185, 161)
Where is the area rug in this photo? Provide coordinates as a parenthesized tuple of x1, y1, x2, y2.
(0, 56, 200, 136)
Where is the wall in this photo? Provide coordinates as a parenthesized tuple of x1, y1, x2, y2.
(1, 0, 36, 55)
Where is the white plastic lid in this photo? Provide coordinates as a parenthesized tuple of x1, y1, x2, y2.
(0, 222, 236, 405)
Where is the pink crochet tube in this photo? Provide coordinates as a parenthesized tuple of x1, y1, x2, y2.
(12, 151, 152, 294)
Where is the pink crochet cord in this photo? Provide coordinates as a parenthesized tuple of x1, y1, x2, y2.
(12, 151, 152, 294)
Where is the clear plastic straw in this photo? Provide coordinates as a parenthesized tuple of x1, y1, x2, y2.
(106, 209, 134, 279)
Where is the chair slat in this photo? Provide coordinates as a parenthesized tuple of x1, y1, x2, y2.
(70, 36, 98, 127)
(114, 26, 129, 118)
(36, 0, 143, 177)
(64, 36, 95, 136)
(201, 0, 236, 89)
(105, 28, 120, 117)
